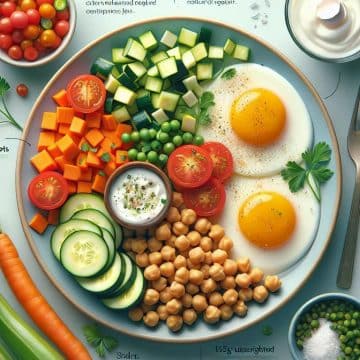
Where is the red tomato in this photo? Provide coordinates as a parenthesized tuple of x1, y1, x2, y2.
(16, 83, 29, 97)
(0, 34, 12, 49)
(10, 10, 29, 29)
(50, 34, 61, 48)
(33, 37, 45, 52)
(54, 19, 69, 37)
(11, 29, 24, 44)
(23, 24, 40, 39)
(28, 171, 69, 210)
(167, 145, 213, 189)
(26, 9, 40, 25)
(20, 39, 33, 49)
(8, 44, 23, 59)
(201, 142, 234, 183)
(0, 17, 14, 34)
(66, 74, 107, 114)
(1, 1, 16, 16)
(55, 8, 69, 21)
(182, 178, 226, 217)
(24, 45, 38, 60)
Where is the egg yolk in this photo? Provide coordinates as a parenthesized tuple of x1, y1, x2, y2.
(238, 191, 296, 249)
(230, 88, 286, 146)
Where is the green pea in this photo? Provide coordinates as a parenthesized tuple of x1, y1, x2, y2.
(345, 347, 352, 355)
(173, 135, 183, 147)
(161, 122, 171, 133)
(131, 131, 140, 143)
(330, 313, 337, 321)
(137, 152, 147, 161)
(140, 128, 151, 141)
(149, 128, 157, 139)
(310, 320, 319, 329)
(147, 151, 158, 164)
(193, 134, 204, 146)
(340, 334, 348, 343)
(158, 153, 168, 167)
(163, 142, 175, 155)
(345, 313, 352, 320)
(128, 148, 138, 160)
(158, 132, 170, 144)
(169, 119, 181, 131)
(347, 331, 354, 339)
(182, 132, 193, 144)
(353, 312, 359, 319)
(121, 133, 131, 143)
(151, 140, 162, 152)
(296, 339, 303, 350)
(344, 320, 351, 328)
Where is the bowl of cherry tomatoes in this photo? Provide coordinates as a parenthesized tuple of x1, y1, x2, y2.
(0, 0, 76, 67)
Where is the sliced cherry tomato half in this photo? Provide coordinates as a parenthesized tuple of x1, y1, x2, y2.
(28, 171, 69, 210)
(66, 74, 106, 114)
(182, 178, 226, 217)
(167, 145, 213, 189)
(201, 141, 234, 182)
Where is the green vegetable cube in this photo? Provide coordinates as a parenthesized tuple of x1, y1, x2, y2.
(223, 38, 236, 56)
(178, 28, 198, 47)
(139, 31, 158, 50)
(158, 91, 180, 112)
(123, 38, 147, 62)
(233, 44, 250, 61)
(182, 50, 196, 69)
(160, 30, 178, 48)
(208, 46, 224, 59)
(191, 43, 208, 62)
(181, 114, 197, 133)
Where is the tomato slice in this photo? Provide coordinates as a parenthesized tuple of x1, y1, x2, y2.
(167, 145, 213, 189)
(182, 178, 226, 217)
(28, 171, 69, 210)
(201, 142, 234, 182)
(66, 74, 106, 114)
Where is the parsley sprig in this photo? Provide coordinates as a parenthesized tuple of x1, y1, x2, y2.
(0, 77, 23, 131)
(281, 142, 334, 202)
(83, 324, 118, 358)
(221, 68, 236, 80)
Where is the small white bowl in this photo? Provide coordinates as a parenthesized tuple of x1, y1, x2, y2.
(0, 0, 76, 67)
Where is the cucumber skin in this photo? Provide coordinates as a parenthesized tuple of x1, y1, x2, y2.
(0, 340, 14, 360)
(0, 294, 64, 360)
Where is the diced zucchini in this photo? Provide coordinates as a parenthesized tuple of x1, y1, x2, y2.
(191, 43, 208, 62)
(157, 57, 178, 79)
(104, 74, 120, 94)
(90, 57, 114, 79)
(112, 106, 131, 123)
(147, 65, 159, 77)
(163, 79, 171, 90)
(131, 110, 153, 130)
(151, 93, 161, 108)
(105, 96, 115, 113)
(233, 44, 250, 61)
(166, 46, 181, 60)
(179, 45, 190, 55)
(114, 86, 137, 105)
(127, 101, 138, 115)
(197, 62, 213, 80)
(112, 48, 133, 64)
(136, 91, 153, 112)
(182, 90, 198, 107)
(158, 91, 180, 112)
(111, 65, 122, 79)
(138, 31, 158, 51)
(178, 27, 198, 47)
(124, 38, 147, 62)
(181, 114, 197, 133)
(208, 46, 224, 59)
(137, 74, 148, 87)
(160, 30, 178, 48)
(182, 50, 196, 69)
(150, 51, 168, 64)
(170, 60, 188, 81)
(117, 72, 139, 91)
(182, 75, 203, 97)
(198, 27, 212, 44)
(124, 62, 147, 81)
(136, 88, 149, 98)
(151, 109, 169, 124)
(224, 38, 236, 55)
(145, 76, 163, 93)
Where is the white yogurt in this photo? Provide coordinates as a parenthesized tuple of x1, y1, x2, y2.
(287, 0, 360, 61)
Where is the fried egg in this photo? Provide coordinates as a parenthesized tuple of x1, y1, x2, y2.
(218, 175, 320, 274)
(199, 63, 313, 177)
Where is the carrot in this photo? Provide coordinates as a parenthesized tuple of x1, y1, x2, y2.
(29, 213, 48, 234)
(0, 230, 92, 360)
(52, 89, 69, 107)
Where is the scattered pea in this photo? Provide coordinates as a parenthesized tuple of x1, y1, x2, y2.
(149, 128, 157, 139)
(182, 132, 193, 144)
(147, 151, 158, 164)
(161, 122, 171, 133)
(158, 132, 170, 144)
(140, 128, 151, 142)
(163, 142, 175, 155)
(170, 119, 181, 131)
(173, 135, 183, 147)
(121, 133, 131, 143)
(193, 134, 204, 146)
(158, 153, 168, 167)
(137, 152, 147, 161)
(131, 131, 140, 143)
(128, 148, 138, 160)
(151, 140, 162, 152)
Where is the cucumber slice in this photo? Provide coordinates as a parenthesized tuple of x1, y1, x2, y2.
(101, 228, 116, 272)
(60, 231, 109, 278)
(51, 219, 102, 261)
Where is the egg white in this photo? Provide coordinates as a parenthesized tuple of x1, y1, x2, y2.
(199, 63, 313, 177)
(217, 175, 320, 274)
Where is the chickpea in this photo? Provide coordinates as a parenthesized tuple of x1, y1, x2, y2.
(144, 264, 161, 281)
(200, 278, 217, 294)
(264, 275, 282, 292)
(218, 236, 233, 253)
(235, 273, 252, 289)
(175, 267, 190, 284)
(209, 292, 224, 307)
(122, 238, 132, 251)
(233, 300, 248, 317)
(253, 285, 269, 303)
(148, 252, 162, 265)
(189, 247, 205, 265)
(181, 208, 197, 225)
(161, 245, 176, 262)
(249, 268, 264, 284)
(186, 283, 200, 295)
(165, 235, 176, 248)
(238, 288, 253, 302)
(237, 257, 251, 273)
(135, 253, 149, 268)
(169, 281, 186, 298)
(212, 249, 228, 264)
(223, 289, 238, 306)
(151, 277, 167, 292)
(181, 293, 193, 308)
(166, 298, 183, 315)
(220, 304, 234, 321)
(200, 236, 213, 252)
(192, 294, 208, 313)
(148, 237, 162, 252)
(166, 315, 183, 332)
(155, 223, 171, 241)
(160, 262, 175, 278)
(159, 287, 174, 303)
(143, 311, 159, 327)
(183, 308, 197, 325)
(208, 224, 225, 242)
(156, 304, 168, 321)
(209, 263, 226, 282)
(204, 305, 221, 324)
(143, 288, 160, 306)
(166, 206, 181, 223)
(172, 221, 189, 236)
(200, 264, 210, 279)
(223, 259, 237, 276)
(221, 276, 236, 290)
(189, 269, 204, 285)
(187, 258, 201, 270)
(128, 307, 143, 322)
(171, 192, 184, 209)
(194, 218, 212, 235)
(131, 238, 147, 254)
(175, 235, 190, 252)
(187, 231, 201, 247)
(174, 255, 187, 269)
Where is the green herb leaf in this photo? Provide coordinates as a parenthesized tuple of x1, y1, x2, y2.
(90, 147, 98, 153)
(98, 170, 106, 177)
(95, 342, 106, 358)
(100, 152, 111, 162)
(0, 77, 10, 97)
(281, 161, 307, 193)
(81, 142, 90, 152)
(302, 142, 332, 168)
(102, 336, 119, 352)
(221, 68, 236, 80)
(197, 91, 215, 126)
(83, 324, 101, 346)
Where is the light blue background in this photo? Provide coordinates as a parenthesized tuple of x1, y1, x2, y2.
(0, 1, 359, 359)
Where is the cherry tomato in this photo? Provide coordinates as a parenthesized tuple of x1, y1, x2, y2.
(55, 7, 69, 21)
(8, 44, 23, 60)
(39, 3, 55, 19)
(23, 24, 40, 39)
(21, 0, 36, 11)
(51, 34, 61, 48)
(0, 17, 14, 34)
(10, 10, 29, 29)
(28, 171, 69, 210)
(33, 37, 45, 52)
(54, 19, 68, 37)
(12, 29, 24, 44)
(39, 28, 56, 47)
(16, 83, 29, 97)
(26, 9, 40, 24)
(0, 34, 12, 49)
(1, 1, 16, 17)
(20, 39, 33, 49)
(24, 45, 38, 60)
(36, 0, 54, 4)
(167, 145, 214, 189)
(66, 74, 107, 114)
(201, 142, 234, 183)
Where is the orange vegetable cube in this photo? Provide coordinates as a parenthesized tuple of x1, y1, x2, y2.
(78, 138, 89, 151)
(52, 89, 69, 107)
(79, 167, 93, 182)
(37, 131, 56, 151)
(104, 160, 116, 177)
(76, 152, 88, 169)
(102, 114, 117, 131)
(77, 181, 93, 193)
(115, 150, 128, 166)
(63, 164, 82, 181)
(30, 150, 57, 173)
(100, 137, 115, 153)
(57, 107, 74, 124)
(85, 111, 102, 128)
(54, 155, 72, 171)
(56, 135, 79, 160)
(67, 181, 77, 194)
(92, 173, 107, 194)
(58, 123, 70, 135)
(116, 123, 132, 137)
(47, 143, 62, 158)
(103, 133, 122, 150)
(29, 213, 48, 234)
(85, 129, 105, 147)
(55, 133, 63, 142)
(70, 116, 87, 136)
(41, 112, 58, 131)
(86, 151, 103, 169)
(48, 209, 60, 226)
